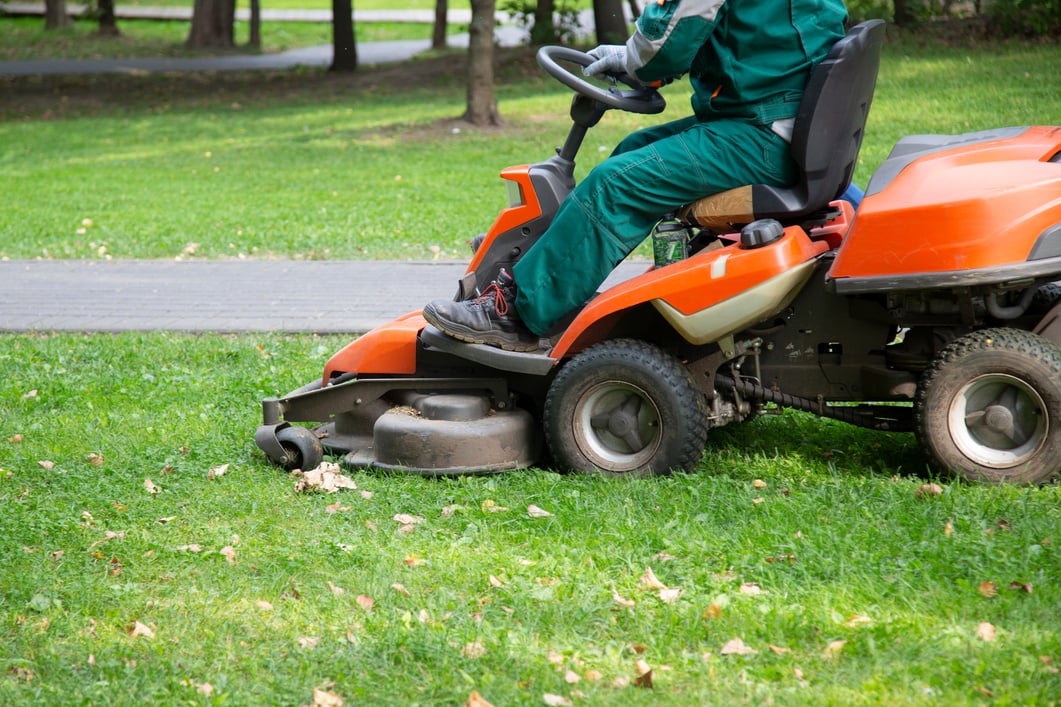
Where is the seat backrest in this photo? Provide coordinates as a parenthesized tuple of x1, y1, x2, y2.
(752, 19, 886, 219)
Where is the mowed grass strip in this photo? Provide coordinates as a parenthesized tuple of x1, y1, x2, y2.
(1, 37, 1058, 261)
(0, 332, 1058, 704)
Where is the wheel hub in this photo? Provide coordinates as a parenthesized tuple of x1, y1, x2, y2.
(949, 373, 1048, 468)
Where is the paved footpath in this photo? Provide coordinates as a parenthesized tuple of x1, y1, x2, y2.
(0, 259, 646, 334)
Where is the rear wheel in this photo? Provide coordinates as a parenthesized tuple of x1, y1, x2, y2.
(916, 328, 1061, 484)
(544, 339, 708, 476)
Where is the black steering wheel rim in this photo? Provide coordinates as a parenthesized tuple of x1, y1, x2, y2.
(536, 45, 666, 115)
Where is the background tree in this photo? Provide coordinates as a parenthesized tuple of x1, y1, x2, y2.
(463, 0, 500, 126)
(331, 0, 358, 71)
(187, 0, 236, 48)
(96, 0, 120, 35)
(432, 0, 448, 50)
(593, 0, 627, 44)
(44, 0, 71, 29)
(249, 0, 261, 49)
(531, 0, 556, 44)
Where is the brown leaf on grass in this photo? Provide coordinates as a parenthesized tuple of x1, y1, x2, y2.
(489, 575, 504, 588)
(703, 603, 723, 620)
(822, 640, 847, 658)
(393, 513, 424, 525)
(564, 669, 581, 684)
(156, 516, 176, 524)
(441, 504, 462, 518)
(979, 581, 998, 598)
(845, 615, 873, 628)
(658, 588, 683, 604)
(768, 645, 791, 654)
(639, 567, 668, 591)
(543, 694, 573, 706)
(325, 502, 350, 514)
(944, 520, 953, 536)
(753, 479, 767, 489)
(612, 589, 635, 608)
(298, 636, 321, 650)
(176, 544, 202, 553)
(328, 581, 344, 596)
(481, 499, 509, 513)
(88, 530, 124, 549)
(295, 463, 357, 493)
(144, 478, 161, 495)
(256, 600, 274, 611)
(720, 638, 757, 656)
(219, 546, 236, 564)
(584, 669, 603, 682)
(916, 483, 943, 499)
(356, 594, 374, 612)
(633, 659, 653, 688)
(22, 389, 38, 400)
(87, 453, 105, 467)
(391, 583, 410, 595)
(207, 463, 229, 480)
(128, 620, 155, 639)
(195, 683, 214, 697)
(977, 622, 996, 641)
(739, 582, 768, 595)
(465, 691, 494, 707)
(403, 554, 425, 567)
(527, 504, 553, 518)
(1009, 581, 1033, 594)
(8, 434, 23, 444)
(461, 642, 486, 659)
(38, 460, 55, 471)
(310, 686, 344, 707)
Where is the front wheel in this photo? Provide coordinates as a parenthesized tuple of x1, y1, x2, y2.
(915, 328, 1061, 484)
(272, 425, 324, 472)
(544, 339, 708, 476)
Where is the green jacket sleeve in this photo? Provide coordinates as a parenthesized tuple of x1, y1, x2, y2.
(626, 0, 726, 83)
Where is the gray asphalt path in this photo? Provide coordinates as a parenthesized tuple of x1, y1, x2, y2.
(0, 259, 647, 334)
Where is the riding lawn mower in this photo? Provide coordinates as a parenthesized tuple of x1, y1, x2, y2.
(255, 20, 1061, 484)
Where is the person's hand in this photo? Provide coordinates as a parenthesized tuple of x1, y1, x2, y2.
(583, 44, 627, 78)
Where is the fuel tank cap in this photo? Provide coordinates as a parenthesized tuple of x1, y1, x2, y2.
(740, 219, 784, 249)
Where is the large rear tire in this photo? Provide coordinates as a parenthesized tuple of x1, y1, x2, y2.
(915, 328, 1061, 484)
(544, 339, 708, 476)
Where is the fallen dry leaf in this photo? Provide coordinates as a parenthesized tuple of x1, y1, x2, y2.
(9, 434, 23, 444)
(176, 544, 202, 553)
(196, 683, 214, 697)
(543, 694, 573, 706)
(356, 594, 374, 612)
(393, 513, 424, 525)
(489, 575, 504, 588)
(310, 686, 344, 707)
(325, 502, 350, 514)
(720, 637, 757, 656)
(527, 504, 553, 518)
(328, 581, 344, 596)
(639, 567, 668, 591)
(916, 483, 943, 499)
(845, 614, 873, 628)
(822, 639, 847, 659)
(22, 389, 38, 400)
(1009, 581, 1033, 594)
(38, 460, 55, 471)
(583, 669, 603, 682)
(441, 504, 462, 518)
(298, 636, 321, 650)
(977, 622, 996, 642)
(633, 659, 653, 688)
(944, 520, 953, 536)
(128, 620, 155, 639)
(753, 479, 767, 489)
(612, 588, 636, 608)
(703, 603, 723, 620)
(391, 583, 410, 596)
(144, 478, 161, 495)
(295, 462, 357, 493)
(461, 642, 486, 659)
(87, 453, 105, 467)
(207, 463, 229, 480)
(564, 669, 581, 684)
(219, 545, 236, 564)
(979, 581, 997, 598)
(256, 600, 274, 611)
(739, 582, 768, 595)
(768, 644, 791, 654)
(658, 588, 683, 604)
(465, 691, 494, 707)
(481, 500, 509, 513)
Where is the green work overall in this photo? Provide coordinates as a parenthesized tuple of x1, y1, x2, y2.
(512, 0, 848, 335)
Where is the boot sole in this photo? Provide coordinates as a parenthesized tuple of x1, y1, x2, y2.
(423, 310, 540, 353)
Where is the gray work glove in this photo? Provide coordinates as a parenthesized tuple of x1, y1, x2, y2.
(583, 44, 628, 78)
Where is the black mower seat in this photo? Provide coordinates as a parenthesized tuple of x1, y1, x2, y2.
(683, 19, 886, 231)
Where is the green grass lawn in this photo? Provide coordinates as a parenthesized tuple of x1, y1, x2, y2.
(1, 332, 1058, 704)
(1, 35, 1060, 704)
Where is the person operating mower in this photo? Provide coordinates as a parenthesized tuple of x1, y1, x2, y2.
(424, 0, 850, 351)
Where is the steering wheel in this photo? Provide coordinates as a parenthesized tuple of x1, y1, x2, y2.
(536, 45, 666, 115)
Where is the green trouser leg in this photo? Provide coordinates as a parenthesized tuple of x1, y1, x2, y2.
(512, 117, 797, 335)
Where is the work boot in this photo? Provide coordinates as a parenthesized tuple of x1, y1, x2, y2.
(422, 269, 541, 352)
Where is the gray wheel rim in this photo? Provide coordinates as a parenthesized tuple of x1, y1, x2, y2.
(574, 381, 662, 471)
(948, 373, 1048, 468)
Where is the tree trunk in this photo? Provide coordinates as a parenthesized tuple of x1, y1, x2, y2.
(432, 0, 448, 50)
(330, 0, 358, 72)
(463, 0, 501, 126)
(97, 0, 120, 35)
(531, 0, 556, 45)
(187, 0, 236, 48)
(44, 0, 71, 29)
(894, 0, 914, 27)
(593, 0, 628, 44)
(627, 0, 641, 23)
(249, 0, 261, 49)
